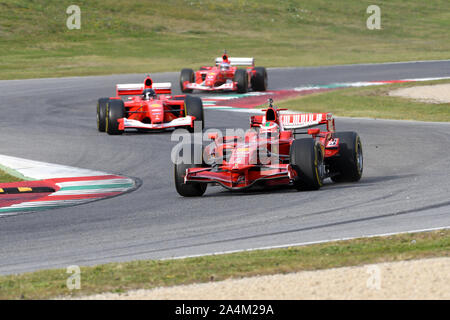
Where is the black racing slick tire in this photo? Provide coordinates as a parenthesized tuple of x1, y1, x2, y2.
(105, 99, 125, 135)
(330, 132, 363, 182)
(174, 143, 207, 197)
(290, 138, 324, 191)
(97, 98, 109, 132)
(184, 95, 204, 133)
(180, 68, 194, 93)
(251, 67, 268, 91)
(234, 69, 248, 93)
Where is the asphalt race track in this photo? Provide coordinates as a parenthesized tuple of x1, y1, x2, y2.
(1, 60, 450, 274)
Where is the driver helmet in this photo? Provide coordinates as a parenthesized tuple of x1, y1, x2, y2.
(259, 121, 280, 139)
(142, 88, 156, 100)
(220, 62, 230, 71)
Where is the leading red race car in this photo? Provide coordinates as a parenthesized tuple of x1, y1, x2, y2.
(180, 52, 268, 93)
(96, 76, 204, 135)
(174, 99, 363, 196)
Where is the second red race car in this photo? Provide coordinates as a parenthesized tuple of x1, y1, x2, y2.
(96, 76, 204, 135)
(180, 52, 268, 93)
(174, 99, 363, 196)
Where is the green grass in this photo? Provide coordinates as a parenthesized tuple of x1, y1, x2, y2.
(278, 80, 450, 122)
(0, 0, 449, 79)
(0, 229, 448, 299)
(0, 169, 24, 183)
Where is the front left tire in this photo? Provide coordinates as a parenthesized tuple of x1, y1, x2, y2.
(330, 132, 363, 182)
(251, 67, 268, 91)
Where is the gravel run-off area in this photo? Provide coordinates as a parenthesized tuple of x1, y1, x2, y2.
(77, 257, 450, 300)
(389, 83, 450, 104)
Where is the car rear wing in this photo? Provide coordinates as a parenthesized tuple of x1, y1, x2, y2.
(215, 57, 255, 66)
(251, 112, 335, 132)
(116, 82, 172, 96)
(280, 113, 332, 129)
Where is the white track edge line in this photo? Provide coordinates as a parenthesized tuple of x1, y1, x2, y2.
(267, 59, 450, 71)
(161, 226, 450, 261)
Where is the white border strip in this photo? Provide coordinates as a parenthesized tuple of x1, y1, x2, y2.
(0, 154, 136, 216)
(293, 76, 450, 92)
(0, 154, 109, 180)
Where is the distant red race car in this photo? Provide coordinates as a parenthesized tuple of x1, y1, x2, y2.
(180, 52, 268, 93)
(174, 100, 363, 196)
(96, 76, 204, 135)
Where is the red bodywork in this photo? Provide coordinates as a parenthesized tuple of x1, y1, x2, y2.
(112, 77, 195, 131)
(183, 54, 258, 92)
(184, 107, 341, 190)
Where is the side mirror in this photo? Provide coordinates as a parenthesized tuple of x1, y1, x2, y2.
(307, 128, 320, 135)
(208, 132, 219, 140)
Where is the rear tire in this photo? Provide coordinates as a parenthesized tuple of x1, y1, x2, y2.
(330, 132, 363, 182)
(251, 67, 268, 91)
(180, 69, 194, 93)
(97, 98, 109, 132)
(290, 138, 324, 190)
(234, 69, 248, 93)
(184, 95, 204, 133)
(106, 99, 125, 135)
(174, 143, 207, 197)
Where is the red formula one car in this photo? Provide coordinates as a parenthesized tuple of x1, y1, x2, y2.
(180, 52, 268, 93)
(174, 100, 363, 196)
(97, 76, 204, 135)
